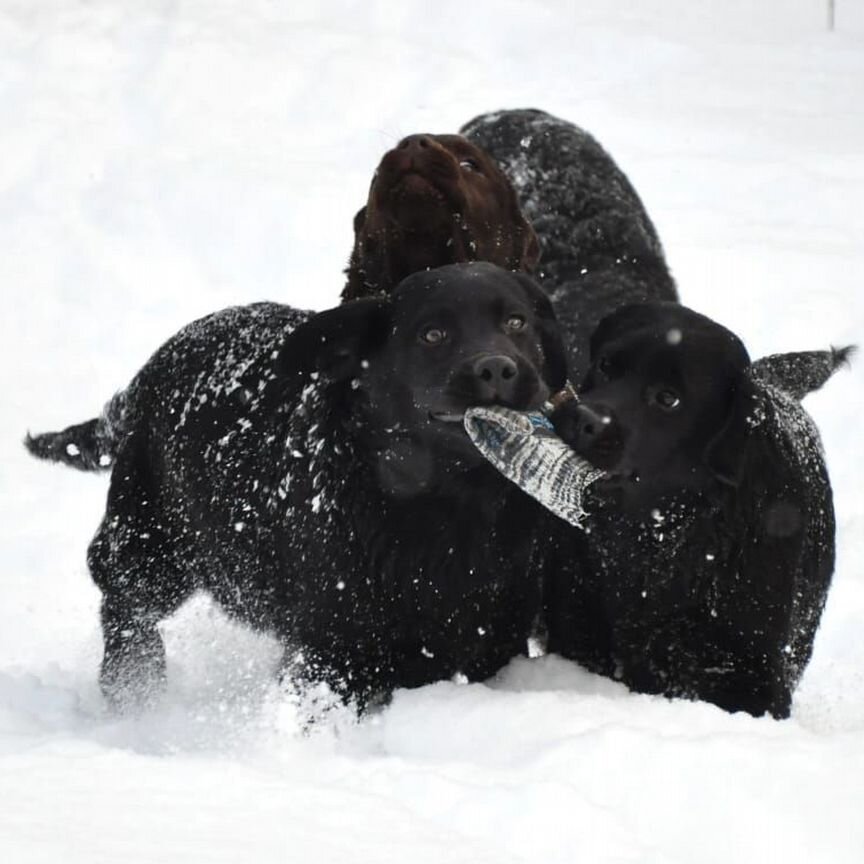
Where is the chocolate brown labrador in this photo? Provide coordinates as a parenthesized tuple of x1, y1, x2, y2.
(343, 134, 539, 300)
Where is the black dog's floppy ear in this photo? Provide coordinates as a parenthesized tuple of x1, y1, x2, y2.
(702, 374, 756, 487)
(276, 297, 392, 384)
(512, 272, 568, 391)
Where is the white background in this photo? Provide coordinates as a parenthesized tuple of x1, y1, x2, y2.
(1, 2, 862, 862)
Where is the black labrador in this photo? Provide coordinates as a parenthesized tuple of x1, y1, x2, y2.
(26, 263, 567, 711)
(544, 302, 838, 718)
(462, 108, 678, 376)
(461, 108, 846, 397)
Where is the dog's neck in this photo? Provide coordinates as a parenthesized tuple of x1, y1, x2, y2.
(349, 221, 474, 297)
(588, 471, 725, 523)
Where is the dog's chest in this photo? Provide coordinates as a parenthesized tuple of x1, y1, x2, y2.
(586, 495, 726, 620)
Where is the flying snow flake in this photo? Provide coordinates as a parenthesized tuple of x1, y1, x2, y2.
(666, 328, 683, 345)
(65, 443, 80, 456)
(234, 522, 245, 532)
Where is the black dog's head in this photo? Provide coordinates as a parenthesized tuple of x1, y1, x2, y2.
(282, 262, 566, 495)
(551, 302, 754, 507)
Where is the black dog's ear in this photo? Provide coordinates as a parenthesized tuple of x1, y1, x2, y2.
(703, 374, 756, 487)
(512, 272, 569, 391)
(276, 297, 392, 384)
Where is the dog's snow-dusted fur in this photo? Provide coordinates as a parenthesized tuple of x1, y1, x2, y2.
(462, 108, 848, 398)
(542, 303, 837, 718)
(26, 264, 568, 712)
(462, 108, 678, 377)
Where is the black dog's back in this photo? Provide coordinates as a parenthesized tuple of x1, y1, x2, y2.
(460, 108, 848, 402)
(462, 108, 678, 376)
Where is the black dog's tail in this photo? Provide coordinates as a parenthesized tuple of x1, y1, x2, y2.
(24, 391, 128, 472)
(751, 345, 855, 401)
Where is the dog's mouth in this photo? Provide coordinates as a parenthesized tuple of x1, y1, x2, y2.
(390, 171, 448, 202)
(428, 410, 465, 424)
(601, 468, 641, 484)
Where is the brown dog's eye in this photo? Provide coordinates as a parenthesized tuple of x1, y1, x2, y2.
(505, 315, 525, 331)
(459, 159, 481, 173)
(421, 327, 447, 345)
(651, 388, 681, 410)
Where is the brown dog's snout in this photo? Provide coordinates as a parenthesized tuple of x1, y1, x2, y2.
(375, 135, 455, 200)
(397, 134, 433, 153)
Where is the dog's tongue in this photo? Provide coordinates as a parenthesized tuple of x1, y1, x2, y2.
(463, 406, 604, 527)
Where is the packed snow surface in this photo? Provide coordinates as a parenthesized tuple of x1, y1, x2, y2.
(2, 2, 863, 862)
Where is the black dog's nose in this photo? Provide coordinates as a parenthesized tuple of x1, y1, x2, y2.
(551, 401, 622, 465)
(472, 354, 518, 400)
(398, 134, 432, 152)
(575, 404, 612, 440)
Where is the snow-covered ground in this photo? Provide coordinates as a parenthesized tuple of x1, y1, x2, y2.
(2, 2, 863, 861)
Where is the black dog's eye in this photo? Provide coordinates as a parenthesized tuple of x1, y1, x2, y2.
(505, 314, 525, 332)
(650, 387, 682, 411)
(421, 327, 447, 346)
(596, 355, 614, 376)
(459, 158, 481, 173)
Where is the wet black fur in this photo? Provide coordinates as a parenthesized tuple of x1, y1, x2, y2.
(461, 108, 848, 399)
(462, 108, 679, 378)
(544, 302, 836, 718)
(28, 264, 567, 711)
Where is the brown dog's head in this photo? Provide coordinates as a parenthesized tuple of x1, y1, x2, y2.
(343, 134, 540, 301)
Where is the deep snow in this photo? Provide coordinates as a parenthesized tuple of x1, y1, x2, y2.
(1, 2, 863, 862)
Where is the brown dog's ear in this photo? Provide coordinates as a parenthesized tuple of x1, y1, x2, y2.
(501, 179, 540, 272)
(342, 207, 373, 302)
(702, 375, 755, 487)
(277, 297, 392, 384)
(512, 273, 568, 391)
(352, 205, 368, 236)
(517, 219, 541, 272)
